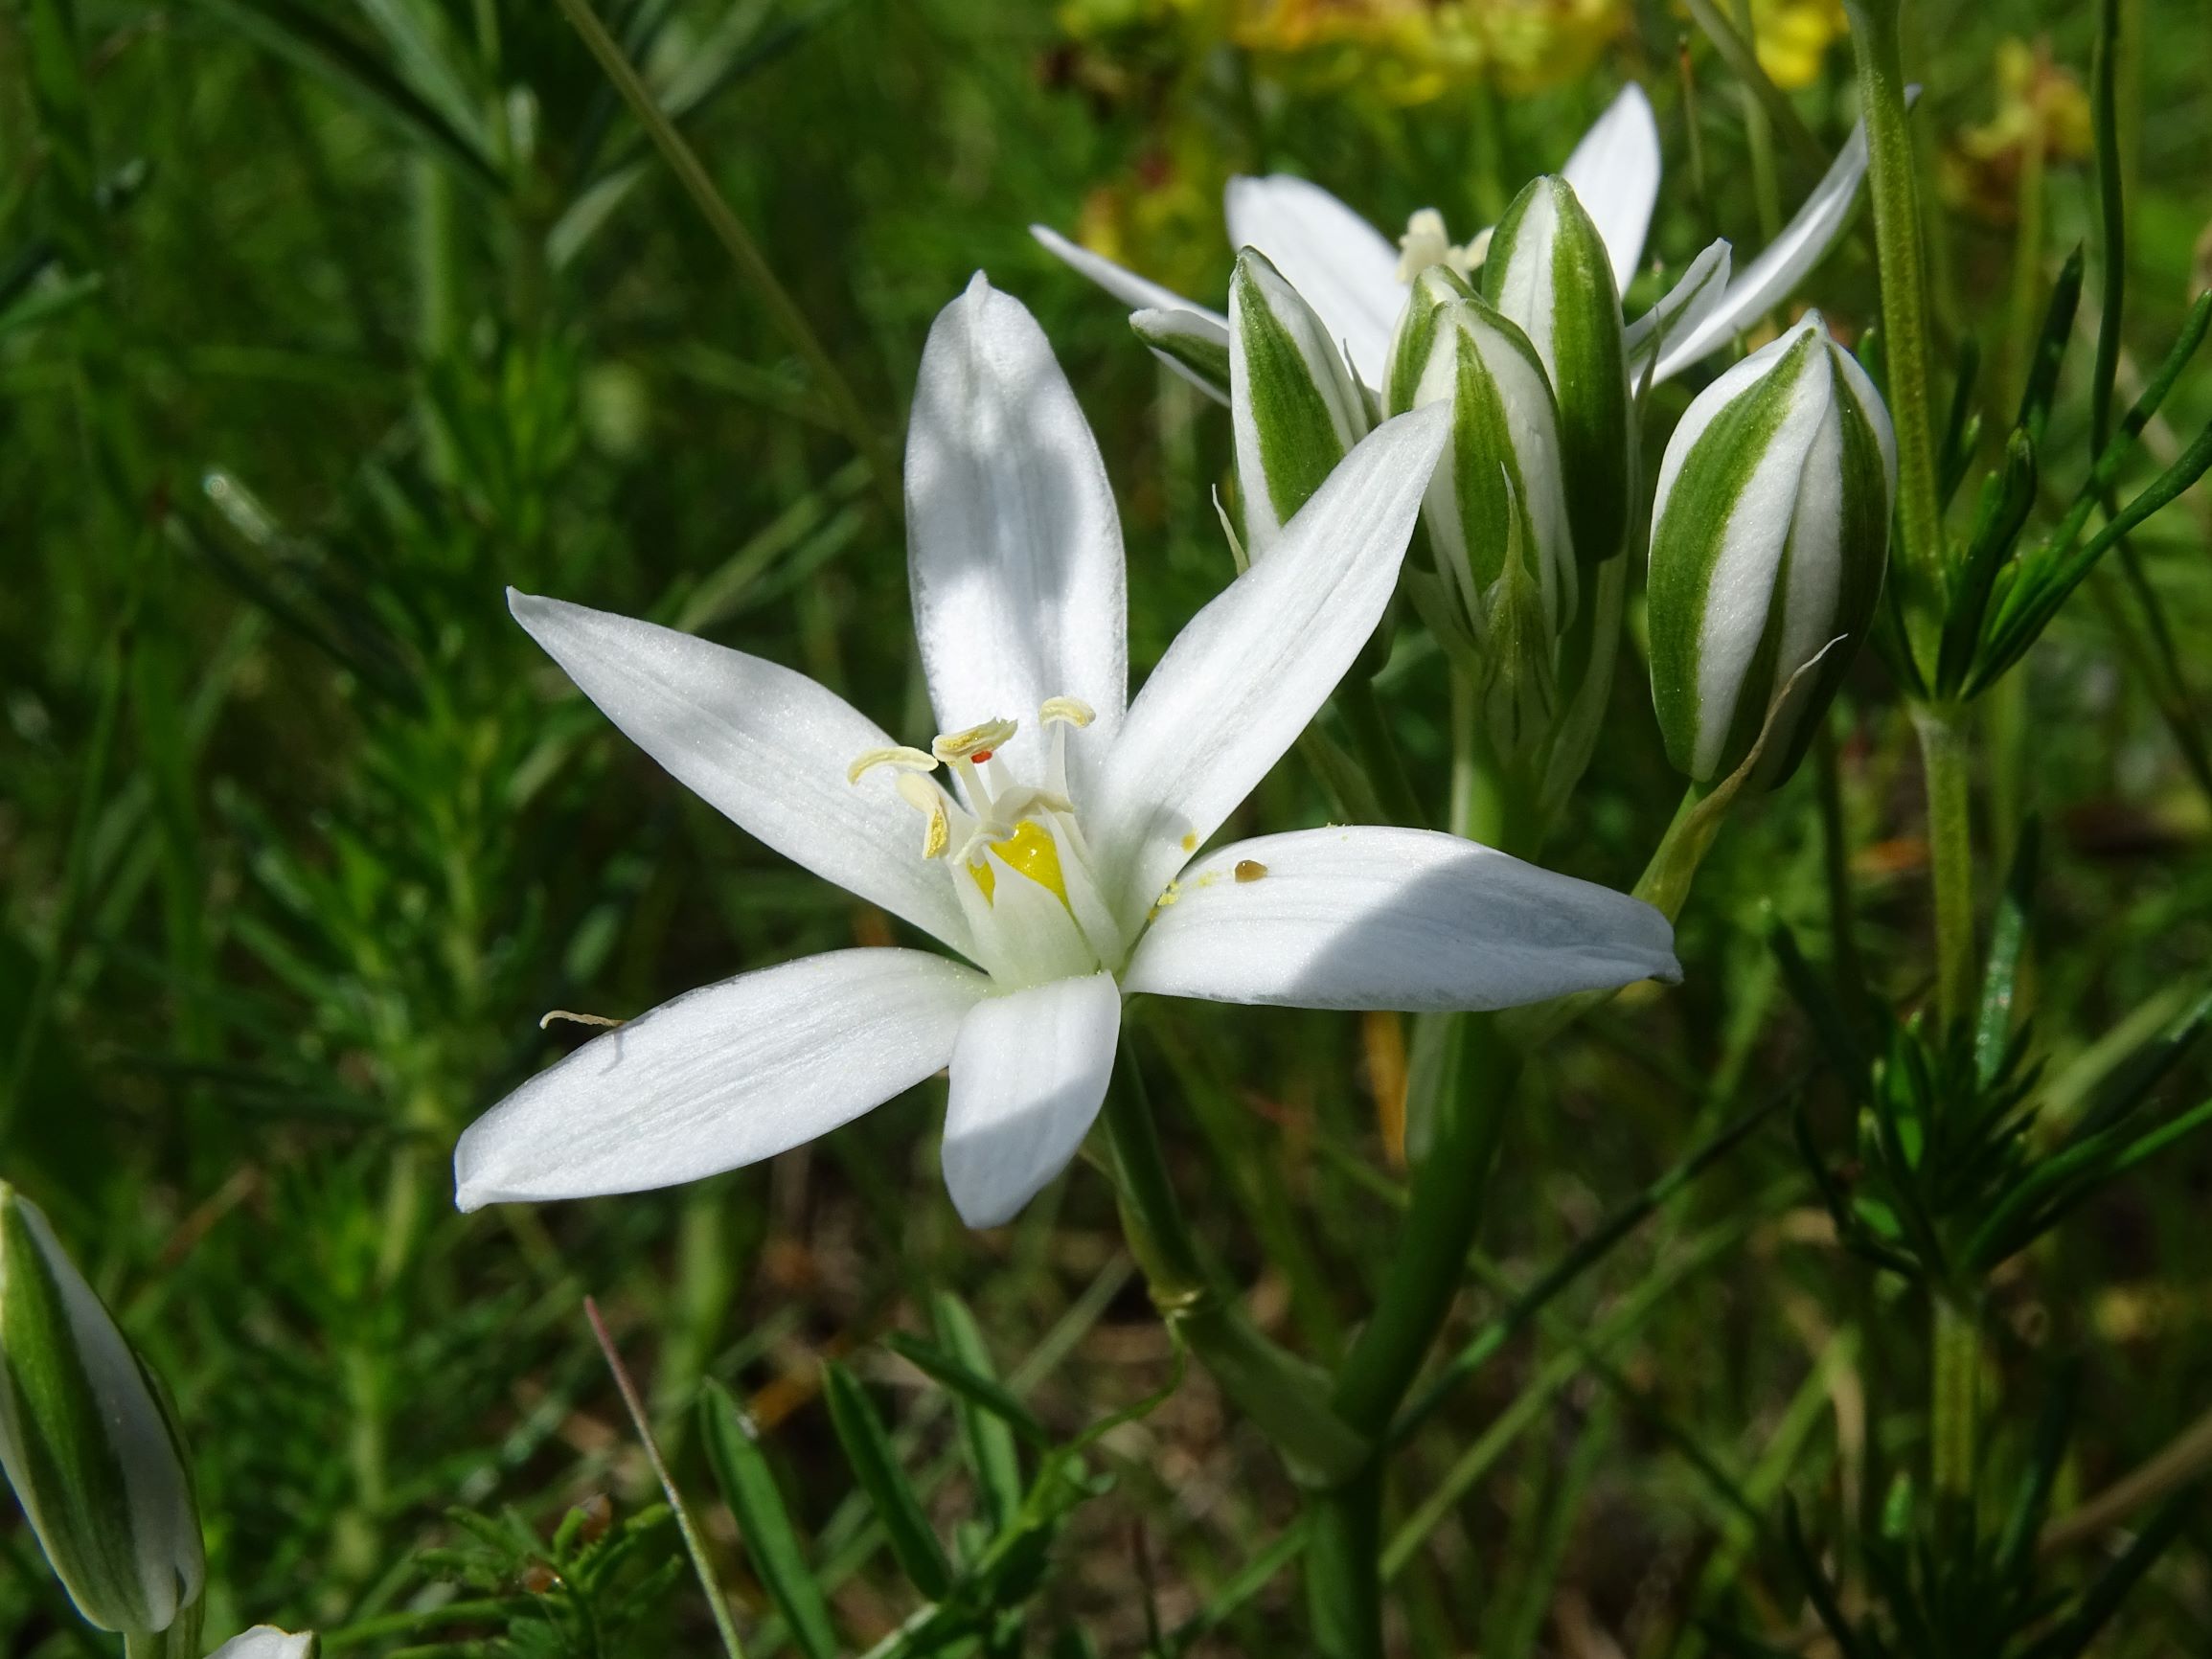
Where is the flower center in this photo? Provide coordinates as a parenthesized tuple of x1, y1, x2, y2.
(849, 696, 1121, 986)
(1396, 208, 1490, 284)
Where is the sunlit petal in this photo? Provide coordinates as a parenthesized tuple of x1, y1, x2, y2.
(454, 950, 988, 1209)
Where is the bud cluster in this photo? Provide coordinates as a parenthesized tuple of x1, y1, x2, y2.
(1223, 170, 1894, 801)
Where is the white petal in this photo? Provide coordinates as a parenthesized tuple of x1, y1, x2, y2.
(906, 275, 1128, 795)
(454, 949, 988, 1208)
(943, 971, 1121, 1227)
(1624, 239, 1731, 369)
(1029, 223, 1228, 329)
(1561, 83, 1661, 291)
(510, 592, 974, 955)
(207, 1629, 317, 1659)
(1088, 405, 1450, 927)
(1649, 319, 1814, 525)
(1123, 827, 1678, 1010)
(1651, 118, 1871, 384)
(1224, 175, 1405, 387)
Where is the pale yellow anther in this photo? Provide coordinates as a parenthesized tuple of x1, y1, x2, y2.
(1396, 209, 1483, 284)
(1039, 695, 1095, 730)
(847, 745, 937, 785)
(931, 716, 1017, 763)
(893, 772, 952, 858)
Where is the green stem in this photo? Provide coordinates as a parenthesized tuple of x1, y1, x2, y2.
(1930, 1289, 1980, 1511)
(1913, 702, 1976, 1030)
(1330, 1017, 1516, 1437)
(1843, 0, 1945, 626)
(1303, 1017, 1519, 1656)
(1102, 1036, 1366, 1485)
(1305, 1466, 1384, 1658)
(551, 0, 902, 522)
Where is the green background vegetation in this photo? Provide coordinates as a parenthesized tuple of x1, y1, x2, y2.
(3, 0, 2209, 1650)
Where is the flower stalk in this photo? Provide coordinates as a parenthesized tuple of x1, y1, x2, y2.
(1930, 1288, 1981, 1512)
(1102, 1040, 1366, 1485)
(1914, 702, 1976, 1030)
(1842, 0, 1945, 615)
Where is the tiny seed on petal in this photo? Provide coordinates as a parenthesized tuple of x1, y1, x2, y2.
(1234, 860, 1267, 883)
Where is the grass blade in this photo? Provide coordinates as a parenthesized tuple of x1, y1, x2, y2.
(821, 1359, 954, 1601)
(699, 1378, 840, 1659)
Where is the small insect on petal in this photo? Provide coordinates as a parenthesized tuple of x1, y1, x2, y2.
(1234, 860, 1268, 883)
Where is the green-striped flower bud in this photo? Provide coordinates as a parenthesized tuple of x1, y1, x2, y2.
(1383, 278, 1579, 761)
(1228, 248, 1372, 556)
(209, 1626, 319, 1658)
(1130, 307, 1229, 404)
(0, 1185, 203, 1635)
(1482, 175, 1632, 567)
(1647, 314, 1895, 788)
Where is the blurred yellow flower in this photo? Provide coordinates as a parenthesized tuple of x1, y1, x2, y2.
(1959, 37, 2092, 164)
(1060, 0, 1627, 101)
(1745, 0, 1846, 91)
(1942, 36, 2092, 221)
(1074, 140, 1232, 304)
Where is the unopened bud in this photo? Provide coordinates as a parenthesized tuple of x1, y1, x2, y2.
(1228, 249, 1372, 556)
(1647, 315, 1895, 788)
(1482, 175, 1632, 566)
(0, 1185, 203, 1635)
(209, 1626, 319, 1658)
(1385, 281, 1577, 760)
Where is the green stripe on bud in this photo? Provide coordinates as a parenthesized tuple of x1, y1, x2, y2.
(1386, 286, 1579, 763)
(1647, 315, 1896, 789)
(1129, 307, 1230, 404)
(1386, 288, 1576, 648)
(1483, 176, 1632, 567)
(1227, 249, 1371, 555)
(0, 1185, 204, 1635)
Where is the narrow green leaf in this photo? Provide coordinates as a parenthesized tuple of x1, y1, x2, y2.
(1995, 1361, 2079, 1580)
(1769, 923, 1868, 1084)
(2087, 0, 2126, 458)
(1935, 334, 1981, 508)
(929, 1295, 1024, 1534)
(1974, 816, 2038, 1086)
(820, 1360, 952, 1601)
(697, 1381, 839, 1659)
(2015, 246, 2083, 445)
(2021, 1491, 2194, 1659)
(1939, 427, 2036, 696)
(176, 0, 501, 192)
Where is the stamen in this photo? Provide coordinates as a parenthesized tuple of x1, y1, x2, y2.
(1396, 208, 1483, 284)
(894, 772, 952, 858)
(847, 745, 937, 785)
(1040, 696, 1095, 729)
(931, 717, 1017, 764)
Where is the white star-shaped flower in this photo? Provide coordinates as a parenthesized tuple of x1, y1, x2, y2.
(453, 277, 1677, 1229)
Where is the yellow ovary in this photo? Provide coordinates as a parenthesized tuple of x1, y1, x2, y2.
(969, 819, 1070, 908)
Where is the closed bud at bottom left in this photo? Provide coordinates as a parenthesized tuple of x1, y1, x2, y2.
(0, 1183, 205, 1635)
